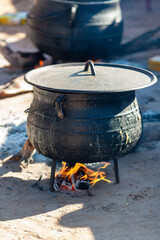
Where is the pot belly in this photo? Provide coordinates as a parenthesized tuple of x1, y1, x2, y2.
(27, 0, 123, 61)
(27, 88, 142, 163)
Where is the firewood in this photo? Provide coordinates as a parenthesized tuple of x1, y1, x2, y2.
(0, 75, 33, 98)
(0, 39, 45, 68)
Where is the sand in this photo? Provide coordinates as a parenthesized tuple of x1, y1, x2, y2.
(0, 0, 160, 239)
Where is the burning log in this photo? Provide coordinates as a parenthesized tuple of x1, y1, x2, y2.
(0, 40, 53, 99)
(0, 39, 52, 68)
(53, 162, 111, 192)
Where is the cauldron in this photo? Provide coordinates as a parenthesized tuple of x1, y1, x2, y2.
(25, 61, 157, 164)
(27, 0, 123, 61)
(25, 61, 157, 188)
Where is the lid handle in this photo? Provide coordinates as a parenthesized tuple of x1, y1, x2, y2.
(84, 60, 96, 76)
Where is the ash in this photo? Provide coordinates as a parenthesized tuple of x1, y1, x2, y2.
(0, 113, 27, 158)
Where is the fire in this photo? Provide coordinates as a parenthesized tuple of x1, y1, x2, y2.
(39, 60, 44, 67)
(34, 60, 44, 69)
(55, 162, 111, 191)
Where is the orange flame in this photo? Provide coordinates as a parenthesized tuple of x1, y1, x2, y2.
(39, 60, 44, 67)
(56, 162, 111, 187)
(34, 60, 44, 69)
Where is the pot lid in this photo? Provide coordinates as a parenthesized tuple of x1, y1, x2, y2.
(24, 60, 157, 93)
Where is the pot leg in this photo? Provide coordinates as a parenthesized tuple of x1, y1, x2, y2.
(113, 159, 120, 184)
(49, 159, 56, 192)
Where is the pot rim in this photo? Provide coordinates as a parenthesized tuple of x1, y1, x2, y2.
(48, 0, 120, 6)
(24, 62, 157, 94)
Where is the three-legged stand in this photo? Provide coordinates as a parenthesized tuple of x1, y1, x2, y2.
(49, 159, 56, 191)
(113, 159, 120, 184)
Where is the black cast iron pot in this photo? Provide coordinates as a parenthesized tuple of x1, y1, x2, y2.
(27, 0, 123, 61)
(24, 61, 157, 164)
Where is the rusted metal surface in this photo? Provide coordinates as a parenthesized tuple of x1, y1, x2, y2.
(26, 88, 142, 163)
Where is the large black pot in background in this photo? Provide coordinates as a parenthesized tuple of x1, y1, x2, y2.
(27, 0, 123, 61)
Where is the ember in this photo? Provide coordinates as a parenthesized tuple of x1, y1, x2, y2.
(34, 60, 44, 69)
(54, 162, 111, 191)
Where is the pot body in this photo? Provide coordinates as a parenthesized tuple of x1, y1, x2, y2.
(27, 87, 142, 163)
(27, 0, 123, 61)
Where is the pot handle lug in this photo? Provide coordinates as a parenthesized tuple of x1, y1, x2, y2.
(84, 60, 96, 76)
(69, 4, 78, 27)
(54, 96, 65, 119)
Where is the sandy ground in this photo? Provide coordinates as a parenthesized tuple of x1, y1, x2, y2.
(0, 0, 160, 240)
